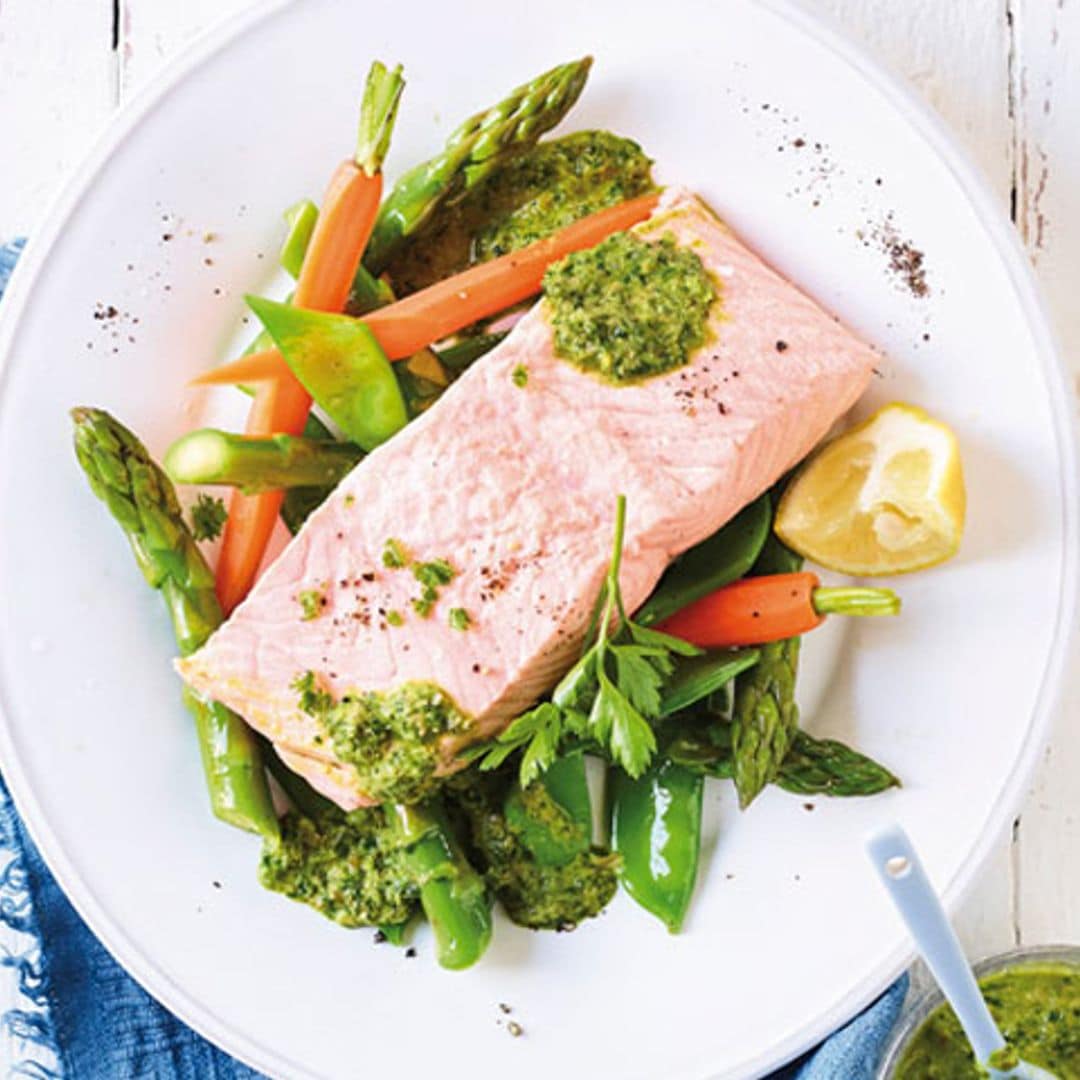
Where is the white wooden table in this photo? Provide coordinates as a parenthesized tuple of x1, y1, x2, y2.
(1, 0, 1077, 1060)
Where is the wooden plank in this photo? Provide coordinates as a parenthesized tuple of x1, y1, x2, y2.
(118, 0, 258, 98)
(819, 0, 1014, 200)
(1009, 0, 1080, 946)
(0, 4, 113, 1066)
(0, 0, 116, 235)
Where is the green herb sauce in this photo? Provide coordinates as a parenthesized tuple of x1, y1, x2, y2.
(543, 231, 716, 383)
(297, 587, 325, 621)
(297, 678, 470, 805)
(504, 779, 589, 864)
(447, 771, 618, 931)
(381, 537, 408, 569)
(384, 130, 655, 294)
(258, 809, 418, 927)
(895, 964, 1080, 1079)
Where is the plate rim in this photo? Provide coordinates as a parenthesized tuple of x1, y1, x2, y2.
(0, 1, 1075, 1077)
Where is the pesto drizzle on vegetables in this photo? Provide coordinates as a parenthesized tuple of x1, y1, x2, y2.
(543, 231, 717, 383)
(384, 130, 655, 294)
(259, 809, 418, 928)
(446, 770, 618, 931)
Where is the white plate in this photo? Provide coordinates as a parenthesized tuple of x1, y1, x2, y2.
(0, 2, 1074, 1077)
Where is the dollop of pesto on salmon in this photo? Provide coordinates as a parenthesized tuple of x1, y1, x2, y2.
(543, 230, 717, 382)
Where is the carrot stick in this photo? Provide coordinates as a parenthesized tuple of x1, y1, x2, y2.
(365, 192, 660, 359)
(194, 191, 662, 390)
(189, 347, 285, 388)
(656, 573, 900, 649)
(215, 61, 404, 613)
(291, 164, 383, 313)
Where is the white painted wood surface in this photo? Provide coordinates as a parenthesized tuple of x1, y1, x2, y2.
(0, 0, 1075, 1053)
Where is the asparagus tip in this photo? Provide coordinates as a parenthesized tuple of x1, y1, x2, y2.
(356, 59, 406, 175)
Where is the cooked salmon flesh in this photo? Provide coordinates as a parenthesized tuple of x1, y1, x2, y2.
(177, 188, 877, 808)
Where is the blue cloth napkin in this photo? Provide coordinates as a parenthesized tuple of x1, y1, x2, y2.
(0, 238, 907, 1079)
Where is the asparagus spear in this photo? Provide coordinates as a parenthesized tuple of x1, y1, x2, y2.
(165, 429, 363, 494)
(730, 532, 804, 809)
(665, 719, 900, 797)
(389, 801, 493, 970)
(363, 57, 592, 275)
(776, 731, 901, 797)
(71, 407, 278, 840)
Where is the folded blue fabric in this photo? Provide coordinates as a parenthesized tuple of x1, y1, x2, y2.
(0, 238, 906, 1079)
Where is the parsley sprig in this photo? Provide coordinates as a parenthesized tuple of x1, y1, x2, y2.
(464, 496, 700, 785)
(190, 493, 227, 541)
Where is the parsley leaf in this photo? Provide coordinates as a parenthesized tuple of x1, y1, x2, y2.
(463, 495, 702, 786)
(459, 702, 562, 776)
(612, 646, 668, 717)
(190, 494, 227, 541)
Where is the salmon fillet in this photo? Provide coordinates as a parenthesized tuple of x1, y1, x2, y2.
(178, 187, 877, 807)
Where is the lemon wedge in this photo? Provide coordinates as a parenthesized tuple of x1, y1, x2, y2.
(774, 402, 965, 576)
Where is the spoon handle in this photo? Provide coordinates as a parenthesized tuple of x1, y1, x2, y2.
(867, 823, 1005, 1063)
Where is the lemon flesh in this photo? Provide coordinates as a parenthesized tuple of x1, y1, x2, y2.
(775, 402, 965, 576)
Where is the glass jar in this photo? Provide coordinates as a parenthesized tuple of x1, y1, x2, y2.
(877, 943, 1080, 1078)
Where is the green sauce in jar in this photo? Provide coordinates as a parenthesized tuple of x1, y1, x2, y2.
(894, 964, 1080, 1079)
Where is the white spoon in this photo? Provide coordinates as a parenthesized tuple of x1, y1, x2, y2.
(867, 823, 1058, 1080)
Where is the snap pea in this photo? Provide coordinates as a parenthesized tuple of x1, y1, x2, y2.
(249, 297, 409, 452)
(280, 198, 318, 279)
(390, 802, 493, 970)
(610, 759, 703, 933)
(635, 494, 771, 627)
(437, 332, 508, 373)
(503, 750, 591, 866)
(659, 648, 760, 717)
